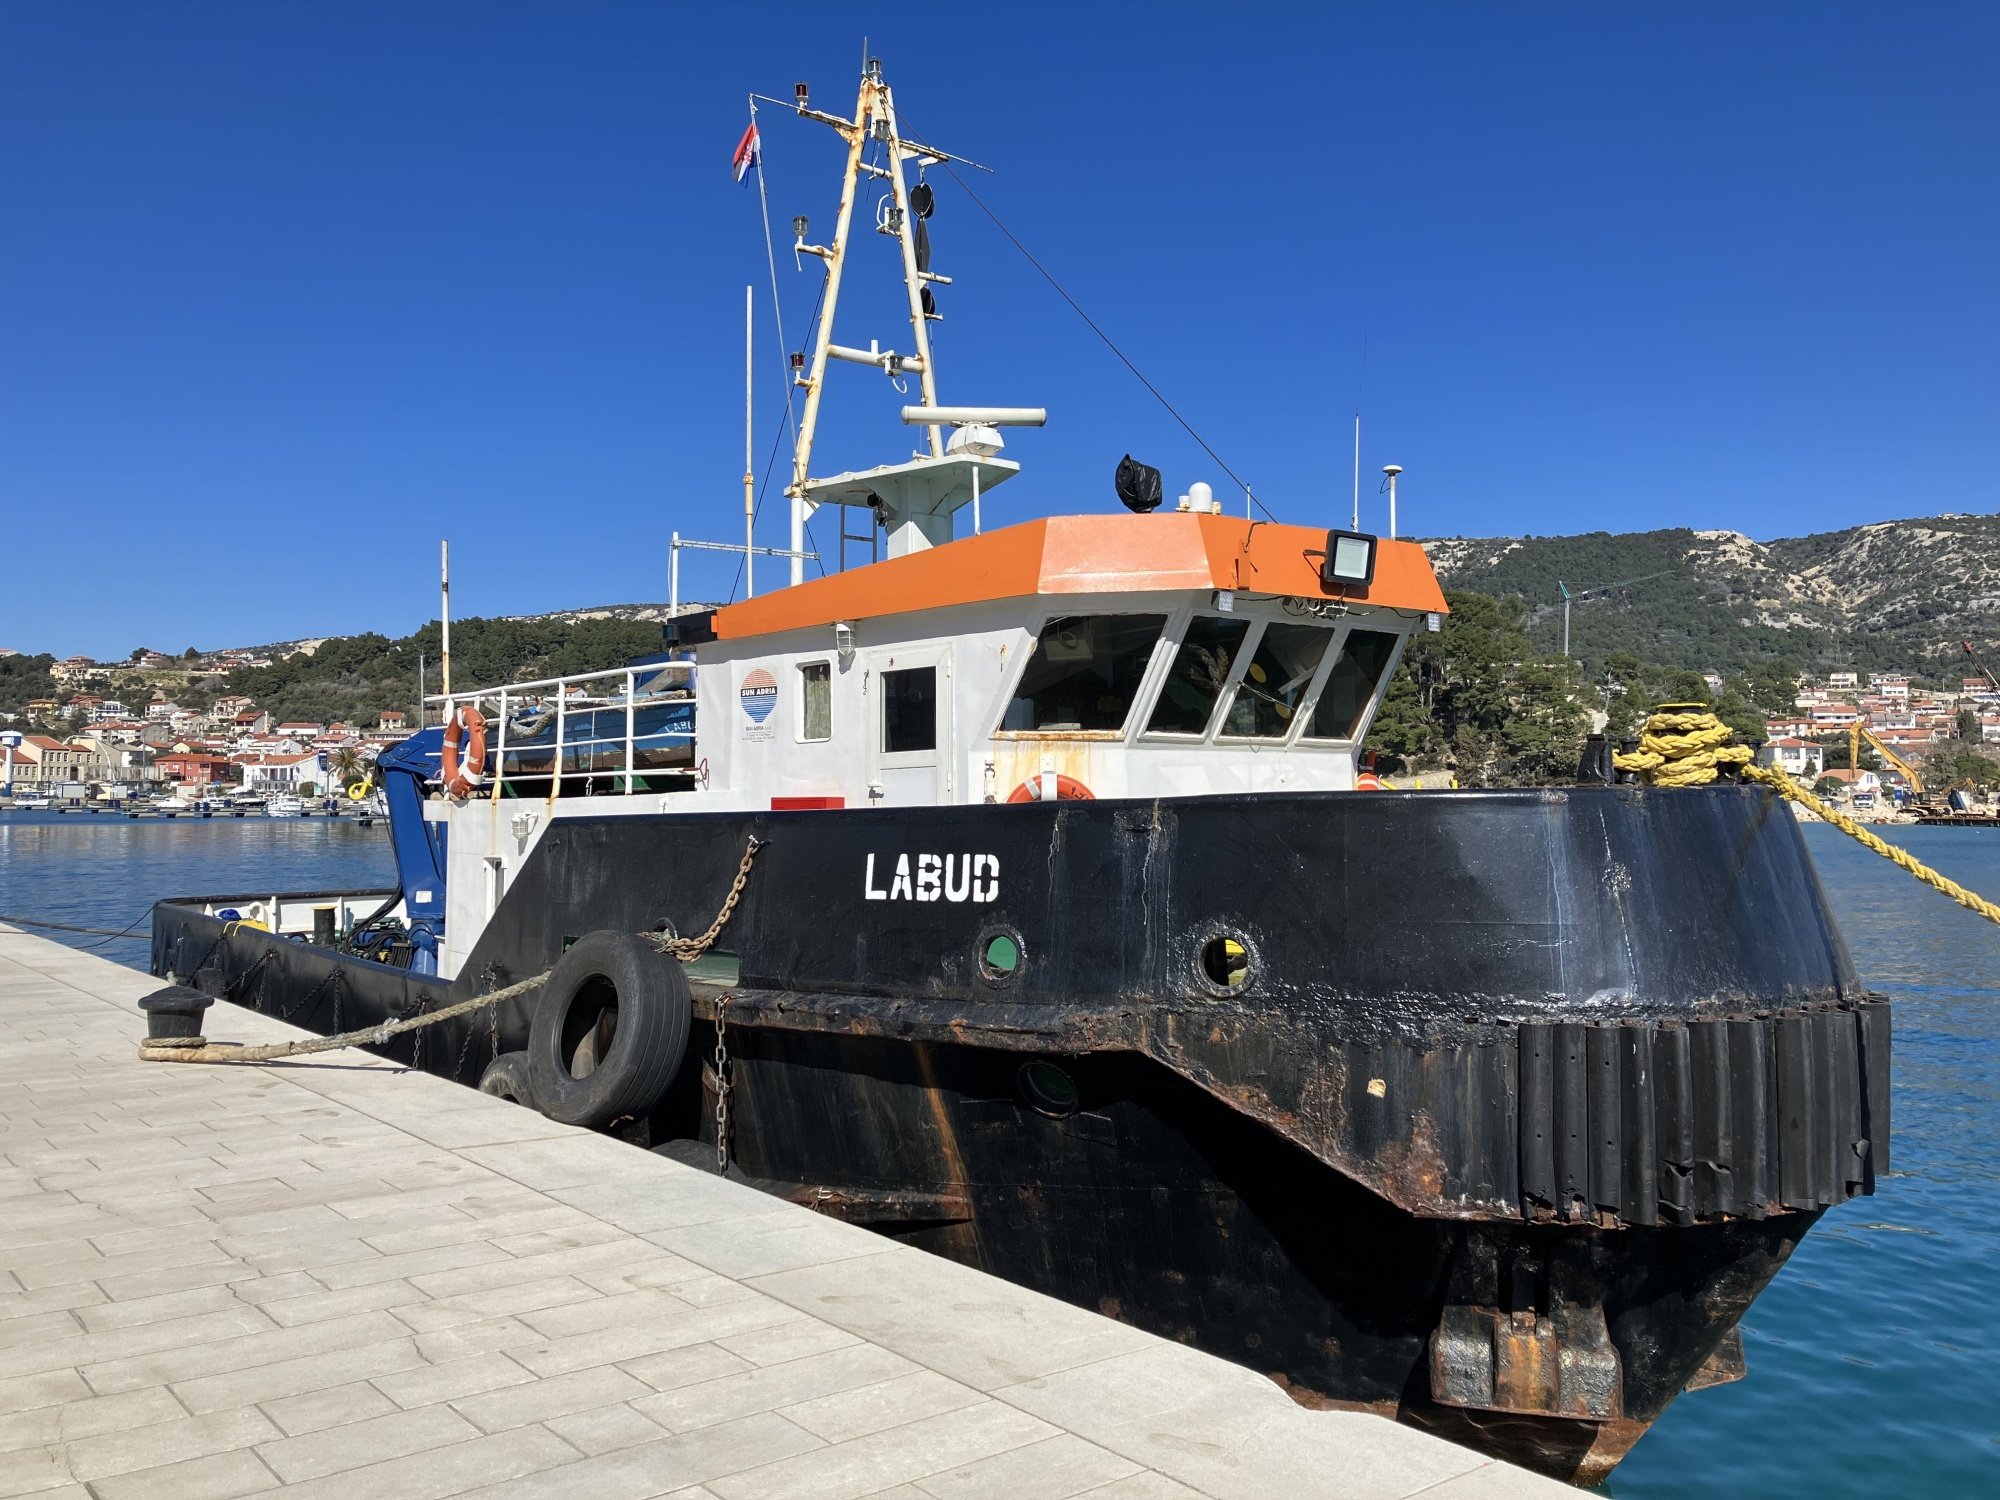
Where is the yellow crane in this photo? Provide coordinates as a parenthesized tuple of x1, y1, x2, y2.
(1847, 722, 1925, 796)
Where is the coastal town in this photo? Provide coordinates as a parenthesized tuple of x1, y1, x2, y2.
(2, 640, 1996, 819)
(1754, 665, 2000, 815)
(0, 646, 410, 809)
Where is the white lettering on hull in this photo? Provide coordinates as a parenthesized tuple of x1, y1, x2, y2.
(864, 852, 999, 903)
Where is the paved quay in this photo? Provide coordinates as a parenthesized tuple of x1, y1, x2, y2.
(0, 927, 1565, 1500)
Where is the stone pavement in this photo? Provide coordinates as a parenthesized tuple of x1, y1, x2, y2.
(0, 927, 1566, 1500)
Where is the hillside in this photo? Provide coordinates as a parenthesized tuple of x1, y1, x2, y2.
(1425, 513, 2000, 678)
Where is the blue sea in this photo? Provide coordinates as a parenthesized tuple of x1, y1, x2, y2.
(0, 808, 1994, 1493)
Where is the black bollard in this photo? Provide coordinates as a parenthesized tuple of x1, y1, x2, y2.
(138, 985, 214, 1045)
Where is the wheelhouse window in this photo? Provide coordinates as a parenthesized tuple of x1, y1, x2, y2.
(1002, 614, 1167, 733)
(1307, 629, 1400, 740)
(882, 666, 937, 753)
(1219, 622, 1332, 739)
(1146, 616, 1250, 735)
(799, 662, 831, 742)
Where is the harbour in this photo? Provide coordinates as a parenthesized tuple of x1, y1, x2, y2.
(0, 921, 1566, 1500)
(4, 8, 1997, 1496)
(5, 808, 1997, 1495)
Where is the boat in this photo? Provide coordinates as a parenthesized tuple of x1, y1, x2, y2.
(264, 792, 304, 818)
(154, 794, 193, 816)
(9, 794, 52, 810)
(144, 59, 1888, 1486)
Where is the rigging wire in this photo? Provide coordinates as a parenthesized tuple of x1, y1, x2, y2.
(905, 125, 1276, 523)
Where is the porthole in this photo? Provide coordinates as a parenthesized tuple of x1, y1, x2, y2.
(1193, 924, 1258, 998)
(977, 924, 1026, 985)
(1018, 1060, 1080, 1117)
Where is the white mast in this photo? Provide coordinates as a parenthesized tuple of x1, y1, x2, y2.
(439, 540, 452, 715)
(743, 284, 755, 598)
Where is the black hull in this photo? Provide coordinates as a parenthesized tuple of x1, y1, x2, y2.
(150, 786, 1888, 1484)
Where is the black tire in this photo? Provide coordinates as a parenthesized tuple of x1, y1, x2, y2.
(478, 1051, 537, 1109)
(528, 931, 691, 1129)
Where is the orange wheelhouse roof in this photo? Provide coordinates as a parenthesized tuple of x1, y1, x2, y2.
(708, 513, 1448, 641)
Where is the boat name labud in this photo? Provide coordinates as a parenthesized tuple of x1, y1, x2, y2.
(863, 852, 1000, 903)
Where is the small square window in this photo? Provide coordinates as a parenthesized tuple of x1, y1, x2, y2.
(882, 667, 937, 754)
(799, 662, 831, 742)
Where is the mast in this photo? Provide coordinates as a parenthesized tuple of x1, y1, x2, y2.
(788, 71, 872, 585)
(872, 73, 943, 460)
(775, 57, 1029, 576)
(743, 284, 755, 597)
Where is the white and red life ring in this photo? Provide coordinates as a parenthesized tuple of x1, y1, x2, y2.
(441, 705, 488, 798)
(1007, 772, 1095, 803)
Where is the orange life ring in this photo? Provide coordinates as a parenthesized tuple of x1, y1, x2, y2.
(1355, 771, 1384, 791)
(441, 705, 488, 797)
(1007, 772, 1095, 803)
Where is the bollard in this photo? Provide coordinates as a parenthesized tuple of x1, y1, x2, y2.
(138, 985, 214, 1047)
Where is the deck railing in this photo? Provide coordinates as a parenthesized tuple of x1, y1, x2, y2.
(427, 663, 697, 796)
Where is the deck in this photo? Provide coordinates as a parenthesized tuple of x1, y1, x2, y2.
(0, 926, 1563, 1499)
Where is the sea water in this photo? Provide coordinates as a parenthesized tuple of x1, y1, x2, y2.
(0, 809, 1994, 1493)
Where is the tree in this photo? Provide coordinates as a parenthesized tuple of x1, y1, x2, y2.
(1812, 774, 1845, 798)
(182, 647, 200, 661)
(1371, 590, 1587, 786)
(1925, 744, 2000, 790)
(1958, 707, 1981, 743)
(329, 746, 367, 793)
(129, 648, 146, 663)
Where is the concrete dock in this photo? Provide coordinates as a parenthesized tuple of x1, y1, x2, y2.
(0, 927, 1564, 1500)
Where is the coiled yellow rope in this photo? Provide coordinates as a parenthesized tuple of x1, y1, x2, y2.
(1614, 705, 2000, 927)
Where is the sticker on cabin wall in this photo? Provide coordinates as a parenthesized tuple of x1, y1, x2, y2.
(863, 852, 1000, 904)
(739, 667, 777, 743)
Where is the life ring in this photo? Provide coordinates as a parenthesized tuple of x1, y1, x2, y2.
(441, 705, 487, 797)
(1355, 772, 1384, 791)
(1007, 772, 1095, 803)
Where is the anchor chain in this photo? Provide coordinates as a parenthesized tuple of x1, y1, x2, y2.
(712, 1003, 732, 1172)
(650, 837, 764, 960)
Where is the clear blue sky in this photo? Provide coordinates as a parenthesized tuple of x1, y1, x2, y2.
(4, 3, 1995, 659)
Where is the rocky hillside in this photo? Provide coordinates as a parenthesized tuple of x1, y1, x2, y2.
(1424, 513, 2000, 678)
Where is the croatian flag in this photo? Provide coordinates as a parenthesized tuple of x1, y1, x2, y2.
(731, 122, 760, 185)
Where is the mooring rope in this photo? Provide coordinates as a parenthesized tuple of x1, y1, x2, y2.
(1615, 706, 2000, 928)
(0, 913, 151, 941)
(139, 837, 763, 1065)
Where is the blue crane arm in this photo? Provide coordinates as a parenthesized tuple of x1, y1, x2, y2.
(373, 728, 449, 973)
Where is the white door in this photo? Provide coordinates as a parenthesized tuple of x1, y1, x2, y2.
(868, 647, 952, 806)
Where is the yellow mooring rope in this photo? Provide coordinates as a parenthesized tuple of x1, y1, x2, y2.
(1614, 704, 2000, 927)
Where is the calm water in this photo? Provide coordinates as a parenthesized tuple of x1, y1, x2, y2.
(0, 809, 1994, 1492)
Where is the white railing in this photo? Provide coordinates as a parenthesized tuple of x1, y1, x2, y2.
(427, 662, 698, 797)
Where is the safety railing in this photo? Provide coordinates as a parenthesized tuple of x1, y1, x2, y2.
(428, 662, 698, 797)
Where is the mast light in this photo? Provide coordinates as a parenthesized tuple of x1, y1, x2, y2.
(794, 81, 809, 110)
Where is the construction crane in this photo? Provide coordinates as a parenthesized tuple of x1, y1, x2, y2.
(1557, 572, 1677, 658)
(1847, 722, 1925, 797)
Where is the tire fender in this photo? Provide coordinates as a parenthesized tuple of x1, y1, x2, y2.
(528, 931, 692, 1129)
(478, 1051, 537, 1109)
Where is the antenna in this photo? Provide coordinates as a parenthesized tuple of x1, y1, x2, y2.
(1351, 414, 1361, 531)
(1381, 464, 1402, 540)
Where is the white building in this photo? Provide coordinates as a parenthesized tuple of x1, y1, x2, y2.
(238, 752, 320, 790)
(1757, 738, 1826, 780)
